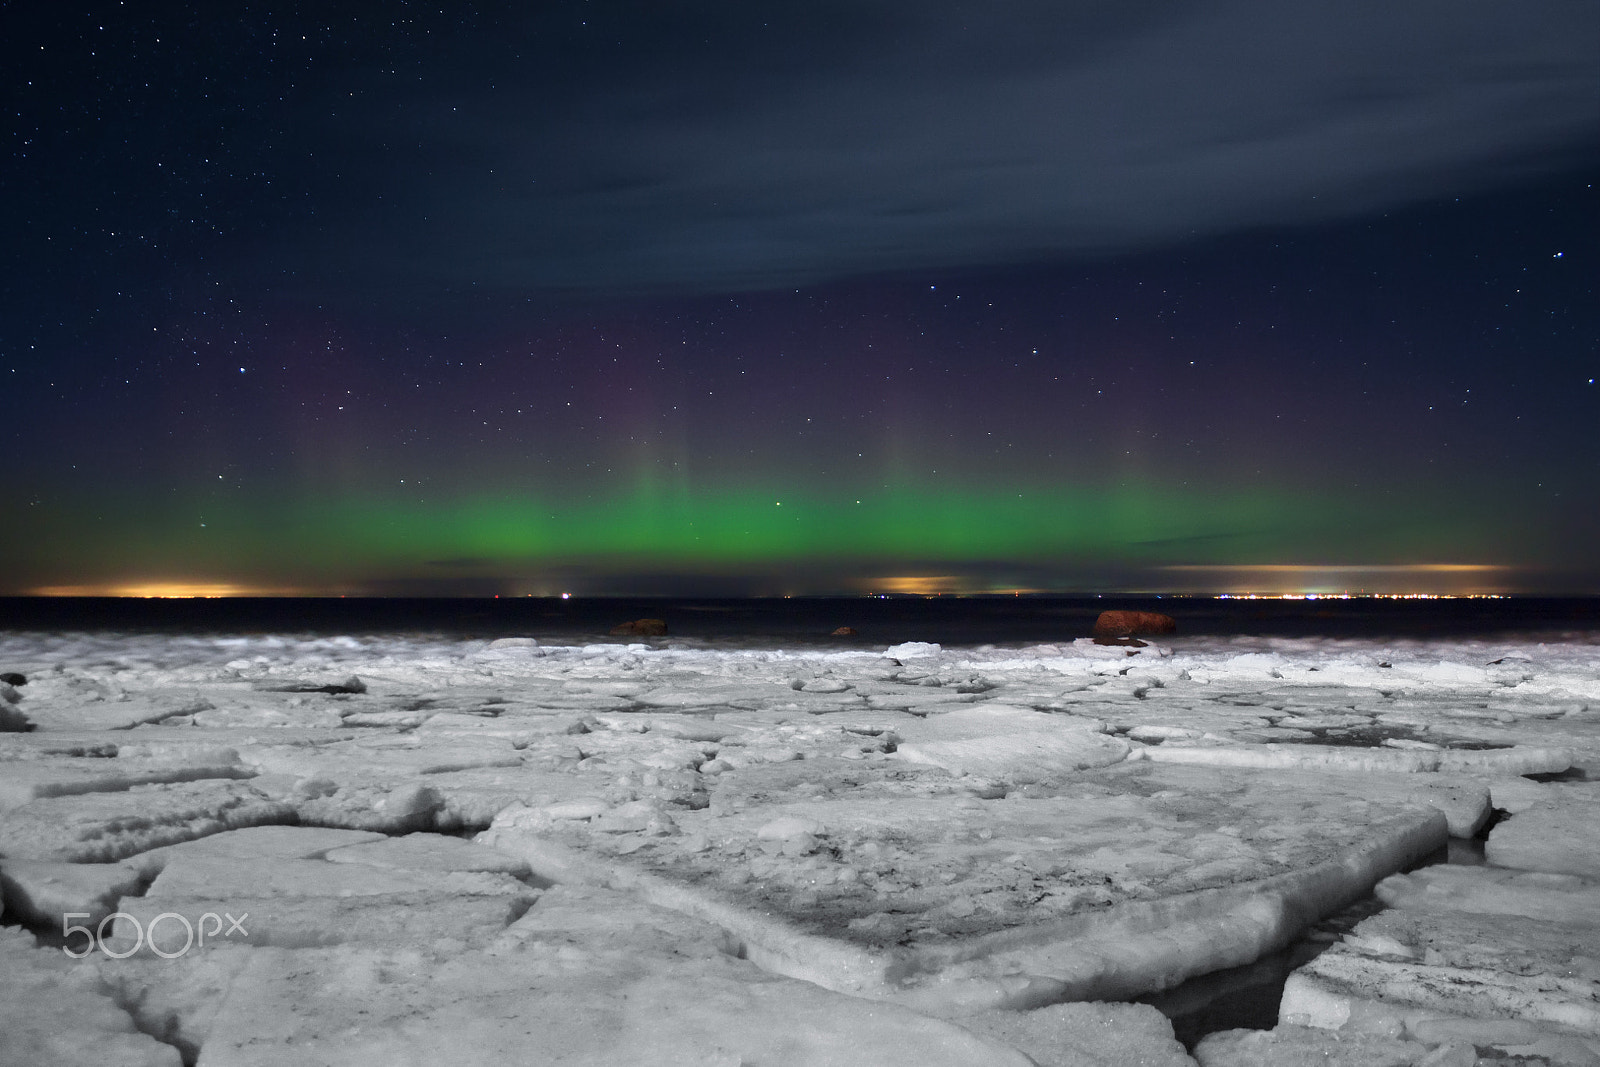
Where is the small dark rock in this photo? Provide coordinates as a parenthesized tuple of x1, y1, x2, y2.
(268, 675, 367, 695)
(830, 627, 858, 637)
(0, 672, 26, 686)
(610, 618, 667, 637)
(1092, 636, 1148, 647)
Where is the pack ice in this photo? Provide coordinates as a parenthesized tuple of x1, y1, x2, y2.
(0, 629, 1595, 1066)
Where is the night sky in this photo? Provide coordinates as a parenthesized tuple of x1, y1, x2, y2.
(5, 2, 1598, 597)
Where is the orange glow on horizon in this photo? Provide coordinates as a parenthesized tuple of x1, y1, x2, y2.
(859, 575, 1046, 596)
(1163, 564, 1505, 573)
(1160, 563, 1512, 597)
(27, 582, 320, 598)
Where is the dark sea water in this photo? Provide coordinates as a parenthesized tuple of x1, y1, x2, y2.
(1, 595, 1598, 644)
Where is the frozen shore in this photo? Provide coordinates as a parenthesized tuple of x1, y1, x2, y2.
(1, 628, 1597, 1065)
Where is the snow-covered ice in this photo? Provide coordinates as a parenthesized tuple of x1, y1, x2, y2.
(0, 627, 1596, 1064)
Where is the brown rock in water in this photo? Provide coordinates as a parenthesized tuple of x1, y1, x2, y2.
(610, 618, 667, 637)
(1092, 611, 1176, 641)
(830, 627, 858, 637)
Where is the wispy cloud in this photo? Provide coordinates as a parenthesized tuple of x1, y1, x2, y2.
(314, 0, 1599, 295)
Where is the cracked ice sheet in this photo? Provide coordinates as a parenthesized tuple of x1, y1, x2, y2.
(1274, 864, 1600, 1063)
(2, 629, 1598, 1059)
(0, 779, 296, 862)
(19, 694, 222, 732)
(219, 730, 607, 833)
(0, 754, 253, 811)
(1485, 782, 1600, 880)
(480, 762, 1446, 1013)
(76, 826, 544, 1059)
(99, 828, 539, 959)
(891, 703, 1131, 778)
(192, 883, 1036, 1067)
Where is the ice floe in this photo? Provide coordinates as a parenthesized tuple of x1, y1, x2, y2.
(0, 627, 1596, 1063)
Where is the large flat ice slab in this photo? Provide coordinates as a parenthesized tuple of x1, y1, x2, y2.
(17, 695, 216, 732)
(1377, 863, 1600, 927)
(958, 1001, 1197, 1066)
(143, 853, 529, 900)
(109, 891, 536, 955)
(321, 832, 531, 876)
(143, 824, 388, 864)
(192, 884, 1036, 1067)
(98, 824, 540, 956)
(894, 703, 1130, 777)
(1484, 785, 1600, 878)
(1145, 740, 1571, 777)
(482, 762, 1446, 1013)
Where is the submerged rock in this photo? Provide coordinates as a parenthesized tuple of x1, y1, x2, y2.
(261, 675, 367, 695)
(0, 688, 31, 731)
(610, 618, 667, 636)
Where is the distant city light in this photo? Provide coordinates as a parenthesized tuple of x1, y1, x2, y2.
(1214, 593, 1506, 600)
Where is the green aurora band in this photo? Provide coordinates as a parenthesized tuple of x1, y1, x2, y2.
(7, 477, 1511, 595)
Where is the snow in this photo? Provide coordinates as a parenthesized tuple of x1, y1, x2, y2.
(0, 927, 181, 1067)
(0, 627, 1597, 1062)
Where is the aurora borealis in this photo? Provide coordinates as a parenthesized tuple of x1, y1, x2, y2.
(5, 2, 1598, 597)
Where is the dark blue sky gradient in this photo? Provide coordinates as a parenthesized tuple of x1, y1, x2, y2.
(4, 2, 1597, 595)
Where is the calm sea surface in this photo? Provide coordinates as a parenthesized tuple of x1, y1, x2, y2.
(2, 596, 1597, 645)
